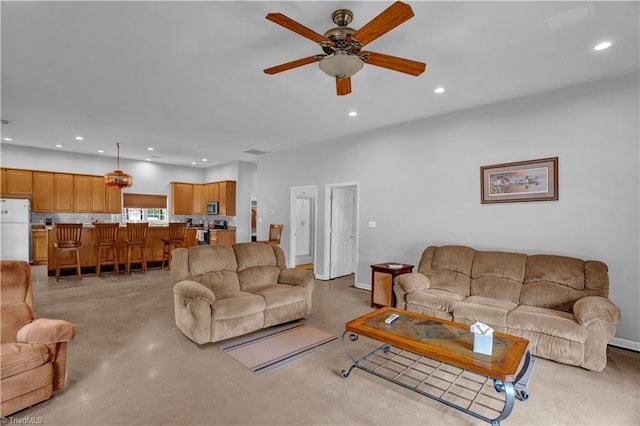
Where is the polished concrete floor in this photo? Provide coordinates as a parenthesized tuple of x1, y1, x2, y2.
(8, 265, 640, 425)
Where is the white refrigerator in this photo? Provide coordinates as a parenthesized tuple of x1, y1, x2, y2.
(0, 198, 31, 262)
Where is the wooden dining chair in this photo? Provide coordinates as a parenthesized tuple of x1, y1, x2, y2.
(124, 222, 149, 274)
(258, 224, 283, 245)
(54, 223, 83, 282)
(94, 223, 120, 277)
(161, 222, 187, 270)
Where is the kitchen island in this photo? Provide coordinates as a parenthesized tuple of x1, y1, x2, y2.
(43, 225, 234, 275)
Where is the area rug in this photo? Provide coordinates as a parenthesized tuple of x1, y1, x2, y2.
(220, 322, 338, 374)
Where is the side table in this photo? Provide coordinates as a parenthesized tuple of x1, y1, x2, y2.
(370, 263, 414, 308)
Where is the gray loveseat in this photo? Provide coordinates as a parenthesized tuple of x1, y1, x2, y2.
(394, 245, 621, 371)
(171, 242, 315, 344)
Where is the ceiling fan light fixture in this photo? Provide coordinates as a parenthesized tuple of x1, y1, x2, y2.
(318, 52, 363, 79)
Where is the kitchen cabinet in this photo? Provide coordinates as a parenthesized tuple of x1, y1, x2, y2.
(171, 182, 193, 215)
(32, 227, 48, 265)
(204, 182, 219, 204)
(1, 168, 33, 195)
(217, 181, 236, 216)
(192, 184, 204, 215)
(91, 176, 107, 212)
(33, 172, 54, 212)
(210, 230, 236, 246)
(54, 173, 74, 212)
(106, 185, 122, 213)
(74, 175, 92, 212)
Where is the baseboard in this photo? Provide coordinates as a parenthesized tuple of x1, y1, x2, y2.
(355, 282, 371, 291)
(609, 337, 640, 352)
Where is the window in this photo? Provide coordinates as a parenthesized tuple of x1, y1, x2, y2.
(122, 193, 168, 225)
(123, 207, 167, 224)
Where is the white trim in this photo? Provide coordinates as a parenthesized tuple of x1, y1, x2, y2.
(609, 337, 640, 352)
(289, 185, 318, 270)
(355, 281, 371, 291)
(323, 182, 360, 282)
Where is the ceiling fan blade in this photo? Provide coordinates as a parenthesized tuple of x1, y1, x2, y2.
(362, 51, 426, 76)
(350, 1, 415, 47)
(266, 13, 331, 45)
(336, 77, 352, 96)
(264, 55, 325, 75)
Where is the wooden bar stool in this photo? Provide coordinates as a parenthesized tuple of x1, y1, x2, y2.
(94, 223, 120, 277)
(124, 222, 149, 274)
(161, 222, 187, 270)
(54, 223, 83, 282)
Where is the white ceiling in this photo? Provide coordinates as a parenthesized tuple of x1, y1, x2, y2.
(2, 1, 638, 167)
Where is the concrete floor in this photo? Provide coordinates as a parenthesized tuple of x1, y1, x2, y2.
(8, 265, 640, 425)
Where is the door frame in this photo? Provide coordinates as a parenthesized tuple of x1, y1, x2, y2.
(289, 185, 318, 271)
(323, 182, 360, 281)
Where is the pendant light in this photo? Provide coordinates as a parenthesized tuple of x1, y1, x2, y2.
(104, 142, 133, 188)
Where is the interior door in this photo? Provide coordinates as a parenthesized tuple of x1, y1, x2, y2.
(330, 187, 355, 279)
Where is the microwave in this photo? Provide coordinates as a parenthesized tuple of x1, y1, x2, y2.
(206, 201, 219, 215)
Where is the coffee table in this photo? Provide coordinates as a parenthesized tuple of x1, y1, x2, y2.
(341, 307, 535, 426)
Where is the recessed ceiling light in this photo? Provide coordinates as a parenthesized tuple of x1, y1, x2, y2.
(55, 144, 63, 148)
(145, 158, 152, 162)
(349, 111, 358, 117)
(3, 137, 12, 141)
(202, 158, 208, 162)
(75, 136, 84, 141)
(147, 147, 154, 151)
(191, 162, 197, 165)
(98, 150, 104, 153)
(434, 87, 446, 94)
(594, 41, 612, 51)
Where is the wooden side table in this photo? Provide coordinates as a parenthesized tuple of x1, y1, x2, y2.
(370, 262, 415, 308)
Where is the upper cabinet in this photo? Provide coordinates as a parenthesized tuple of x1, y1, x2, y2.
(171, 182, 193, 215)
(218, 181, 236, 216)
(54, 173, 74, 212)
(105, 185, 122, 213)
(33, 172, 54, 212)
(1, 168, 33, 195)
(171, 180, 236, 216)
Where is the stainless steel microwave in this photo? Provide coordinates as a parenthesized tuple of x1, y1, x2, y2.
(206, 201, 219, 215)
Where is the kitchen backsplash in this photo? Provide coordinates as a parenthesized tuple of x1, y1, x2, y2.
(32, 212, 235, 226)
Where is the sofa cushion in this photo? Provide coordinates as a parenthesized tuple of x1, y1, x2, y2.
(246, 284, 308, 309)
(507, 305, 587, 343)
(212, 291, 265, 320)
(419, 246, 474, 297)
(406, 289, 464, 314)
(453, 296, 517, 330)
(188, 245, 240, 293)
(234, 243, 282, 290)
(471, 251, 526, 304)
(0, 343, 52, 380)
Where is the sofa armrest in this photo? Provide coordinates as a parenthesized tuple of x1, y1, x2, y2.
(394, 273, 431, 294)
(278, 268, 314, 287)
(573, 296, 621, 326)
(173, 280, 216, 304)
(16, 318, 77, 344)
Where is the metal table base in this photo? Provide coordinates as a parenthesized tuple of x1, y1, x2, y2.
(341, 331, 535, 426)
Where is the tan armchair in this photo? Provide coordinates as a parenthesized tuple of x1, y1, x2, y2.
(0, 261, 77, 417)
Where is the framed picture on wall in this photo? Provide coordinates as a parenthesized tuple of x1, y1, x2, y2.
(480, 157, 558, 204)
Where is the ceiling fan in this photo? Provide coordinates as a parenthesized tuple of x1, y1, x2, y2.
(263, 1, 426, 96)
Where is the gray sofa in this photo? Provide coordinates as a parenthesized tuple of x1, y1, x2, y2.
(171, 242, 315, 344)
(394, 245, 621, 371)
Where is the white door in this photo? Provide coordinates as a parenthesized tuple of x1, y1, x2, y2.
(295, 197, 313, 265)
(330, 187, 355, 278)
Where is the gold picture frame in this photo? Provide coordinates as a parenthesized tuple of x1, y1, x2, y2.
(481, 157, 558, 204)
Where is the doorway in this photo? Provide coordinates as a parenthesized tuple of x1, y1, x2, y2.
(289, 186, 317, 270)
(324, 182, 359, 280)
(250, 193, 257, 242)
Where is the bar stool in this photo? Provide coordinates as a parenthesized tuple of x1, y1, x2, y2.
(258, 224, 283, 245)
(161, 222, 187, 270)
(54, 223, 83, 282)
(124, 222, 148, 274)
(94, 223, 120, 277)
